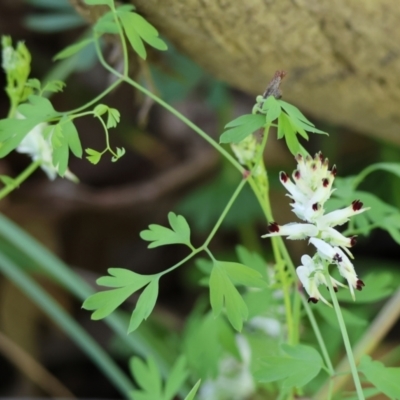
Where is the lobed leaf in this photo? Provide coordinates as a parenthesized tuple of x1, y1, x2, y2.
(255, 343, 323, 388)
(82, 269, 153, 321)
(119, 11, 147, 59)
(140, 212, 192, 248)
(209, 264, 248, 331)
(220, 114, 266, 143)
(85, 148, 102, 164)
(359, 355, 400, 399)
(128, 278, 159, 332)
(218, 261, 267, 288)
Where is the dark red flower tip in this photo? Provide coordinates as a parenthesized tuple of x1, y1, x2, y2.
(333, 253, 343, 263)
(280, 171, 289, 182)
(294, 170, 300, 179)
(311, 163, 317, 171)
(331, 165, 337, 176)
(322, 178, 330, 187)
(243, 169, 250, 179)
(316, 152, 324, 162)
(350, 236, 357, 247)
(312, 203, 319, 211)
(308, 297, 318, 304)
(295, 154, 303, 162)
(267, 222, 280, 233)
(356, 279, 365, 291)
(352, 200, 363, 211)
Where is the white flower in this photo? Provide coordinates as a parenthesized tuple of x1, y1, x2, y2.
(16, 118, 77, 182)
(199, 335, 255, 400)
(262, 152, 368, 303)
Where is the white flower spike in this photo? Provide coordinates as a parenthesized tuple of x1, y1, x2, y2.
(262, 152, 369, 304)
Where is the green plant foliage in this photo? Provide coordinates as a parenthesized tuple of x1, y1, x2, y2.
(53, 39, 95, 61)
(118, 10, 167, 59)
(128, 278, 159, 333)
(140, 212, 192, 249)
(220, 114, 266, 144)
(359, 355, 400, 399)
(255, 344, 323, 388)
(82, 268, 155, 322)
(51, 118, 83, 176)
(209, 261, 267, 331)
(335, 272, 394, 303)
(184, 379, 201, 400)
(85, 148, 102, 164)
(129, 355, 199, 400)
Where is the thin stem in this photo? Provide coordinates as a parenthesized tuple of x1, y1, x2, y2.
(325, 270, 365, 400)
(203, 177, 248, 247)
(64, 78, 122, 115)
(0, 160, 41, 200)
(302, 294, 335, 377)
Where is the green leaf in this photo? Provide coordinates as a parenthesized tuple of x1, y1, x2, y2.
(82, 268, 152, 319)
(25, 13, 85, 33)
(42, 80, 66, 94)
(85, 148, 102, 164)
(164, 356, 188, 400)
(119, 11, 147, 59)
(50, 122, 75, 176)
(18, 95, 57, 120)
(262, 96, 282, 124)
(107, 108, 120, 128)
(0, 118, 39, 157)
(96, 268, 152, 288)
(184, 379, 201, 400)
(209, 263, 248, 331)
(283, 124, 301, 155)
(128, 13, 167, 51)
(128, 278, 159, 332)
(255, 343, 323, 388)
(140, 212, 192, 248)
(315, 304, 368, 329)
(83, 286, 138, 320)
(63, 119, 82, 158)
(84, 0, 113, 6)
(220, 114, 265, 144)
(130, 356, 162, 399)
(93, 104, 108, 117)
(236, 245, 268, 280)
(359, 355, 400, 399)
(278, 100, 315, 126)
(26, 78, 41, 91)
(218, 261, 267, 288)
(335, 272, 394, 303)
(53, 38, 94, 60)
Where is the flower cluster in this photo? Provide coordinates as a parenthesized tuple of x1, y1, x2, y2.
(262, 152, 368, 305)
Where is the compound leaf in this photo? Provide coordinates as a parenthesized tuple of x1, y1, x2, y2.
(359, 355, 400, 399)
(255, 343, 323, 388)
(128, 278, 159, 332)
(220, 114, 265, 144)
(140, 212, 192, 248)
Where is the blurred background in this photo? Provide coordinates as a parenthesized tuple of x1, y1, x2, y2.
(1, 0, 400, 399)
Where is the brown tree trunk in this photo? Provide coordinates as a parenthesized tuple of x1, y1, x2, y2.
(73, 0, 400, 145)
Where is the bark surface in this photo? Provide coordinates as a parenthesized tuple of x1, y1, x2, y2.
(74, 0, 400, 144)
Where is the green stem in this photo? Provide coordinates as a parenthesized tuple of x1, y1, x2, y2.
(0, 251, 134, 398)
(64, 78, 122, 115)
(302, 295, 335, 377)
(0, 160, 41, 200)
(325, 271, 365, 400)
